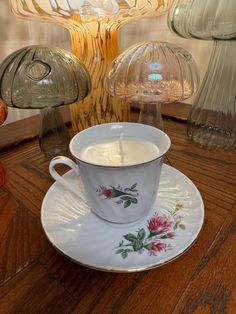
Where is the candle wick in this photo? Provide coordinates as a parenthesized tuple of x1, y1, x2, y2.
(119, 133, 125, 165)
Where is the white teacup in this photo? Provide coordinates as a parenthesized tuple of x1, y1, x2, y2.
(49, 122, 171, 223)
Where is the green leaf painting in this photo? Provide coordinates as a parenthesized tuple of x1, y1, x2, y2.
(96, 183, 139, 208)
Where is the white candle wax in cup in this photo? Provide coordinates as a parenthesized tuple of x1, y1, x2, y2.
(118, 132, 125, 165)
(80, 136, 160, 166)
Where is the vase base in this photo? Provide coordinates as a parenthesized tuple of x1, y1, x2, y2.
(40, 145, 71, 159)
(187, 123, 236, 150)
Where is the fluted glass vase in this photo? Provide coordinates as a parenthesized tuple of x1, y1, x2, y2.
(0, 45, 91, 157)
(168, 0, 236, 149)
(108, 41, 199, 131)
(187, 40, 236, 149)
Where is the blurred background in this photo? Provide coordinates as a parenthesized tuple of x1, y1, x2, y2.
(0, 0, 212, 125)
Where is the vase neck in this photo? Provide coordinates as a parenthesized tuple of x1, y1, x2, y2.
(211, 40, 236, 65)
(187, 40, 236, 149)
(138, 103, 164, 130)
(194, 39, 236, 113)
(70, 21, 120, 64)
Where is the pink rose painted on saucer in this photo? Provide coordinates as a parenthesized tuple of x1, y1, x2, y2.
(115, 202, 186, 258)
(148, 215, 172, 234)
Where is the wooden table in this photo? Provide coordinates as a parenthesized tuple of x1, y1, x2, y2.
(0, 105, 236, 313)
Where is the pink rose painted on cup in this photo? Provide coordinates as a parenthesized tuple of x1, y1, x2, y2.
(97, 183, 139, 208)
(101, 188, 113, 198)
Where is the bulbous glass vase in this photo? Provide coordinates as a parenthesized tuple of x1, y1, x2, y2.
(108, 41, 199, 130)
(0, 45, 91, 158)
(168, 0, 236, 149)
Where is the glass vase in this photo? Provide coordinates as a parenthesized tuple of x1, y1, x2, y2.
(187, 40, 236, 149)
(0, 45, 91, 157)
(168, 0, 236, 149)
(108, 41, 199, 131)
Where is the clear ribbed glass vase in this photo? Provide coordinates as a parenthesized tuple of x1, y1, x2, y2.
(168, 0, 236, 149)
(107, 41, 199, 130)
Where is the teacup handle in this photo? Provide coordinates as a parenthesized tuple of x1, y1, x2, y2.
(49, 156, 88, 204)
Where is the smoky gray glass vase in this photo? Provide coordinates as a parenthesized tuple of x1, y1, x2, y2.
(0, 45, 91, 157)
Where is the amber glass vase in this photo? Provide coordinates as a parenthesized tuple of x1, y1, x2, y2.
(168, 0, 236, 149)
(10, 0, 173, 133)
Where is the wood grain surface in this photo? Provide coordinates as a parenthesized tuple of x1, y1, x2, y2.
(0, 109, 235, 313)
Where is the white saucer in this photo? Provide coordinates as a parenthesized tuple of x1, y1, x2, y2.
(41, 164, 204, 273)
